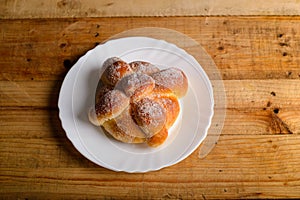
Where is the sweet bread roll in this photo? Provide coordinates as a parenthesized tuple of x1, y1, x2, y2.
(101, 57, 133, 86)
(89, 89, 129, 126)
(151, 67, 188, 98)
(131, 98, 166, 137)
(129, 61, 160, 75)
(89, 57, 188, 147)
(116, 73, 155, 102)
(102, 107, 146, 143)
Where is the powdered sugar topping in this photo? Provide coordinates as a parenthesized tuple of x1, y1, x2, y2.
(152, 67, 184, 88)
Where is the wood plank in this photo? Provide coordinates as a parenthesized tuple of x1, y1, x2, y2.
(209, 107, 300, 136)
(1, 79, 300, 136)
(1, 79, 300, 134)
(0, 106, 298, 139)
(224, 80, 300, 110)
(1, 17, 300, 81)
(1, 135, 300, 199)
(0, 80, 61, 108)
(1, 79, 300, 109)
(1, 104, 300, 141)
(224, 109, 300, 135)
(0, 109, 64, 139)
(1, 0, 300, 19)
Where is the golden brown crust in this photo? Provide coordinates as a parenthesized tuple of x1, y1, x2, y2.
(94, 90, 129, 125)
(129, 61, 160, 75)
(101, 57, 133, 86)
(147, 127, 168, 147)
(102, 107, 146, 143)
(131, 98, 166, 137)
(115, 73, 155, 102)
(151, 67, 188, 98)
(149, 85, 180, 129)
(95, 80, 114, 103)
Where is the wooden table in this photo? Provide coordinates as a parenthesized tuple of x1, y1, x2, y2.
(1, 1, 300, 199)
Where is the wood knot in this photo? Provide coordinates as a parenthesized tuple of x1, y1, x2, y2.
(277, 33, 284, 38)
(279, 42, 289, 47)
(268, 111, 293, 134)
(217, 46, 224, 51)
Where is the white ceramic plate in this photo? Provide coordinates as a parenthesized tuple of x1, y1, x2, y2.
(59, 37, 214, 172)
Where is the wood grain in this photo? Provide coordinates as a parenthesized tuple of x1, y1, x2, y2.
(1, 78, 300, 140)
(1, 0, 300, 19)
(1, 17, 300, 81)
(1, 79, 300, 109)
(1, 106, 299, 140)
(1, 135, 300, 199)
(1, 14, 300, 199)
